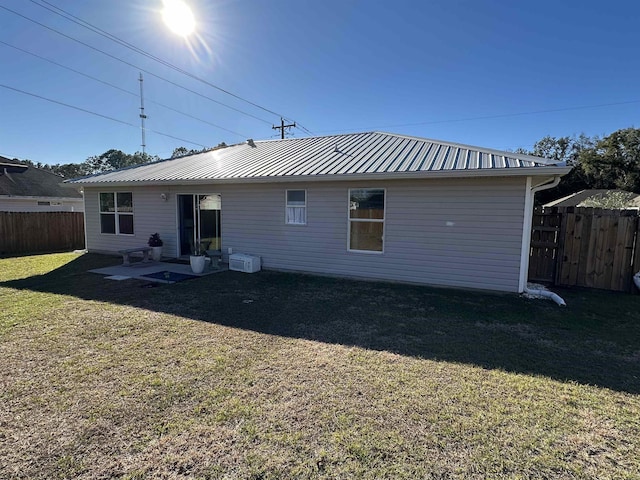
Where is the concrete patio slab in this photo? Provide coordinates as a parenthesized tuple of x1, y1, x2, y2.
(90, 260, 227, 283)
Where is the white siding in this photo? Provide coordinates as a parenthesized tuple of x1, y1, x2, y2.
(84, 187, 178, 256)
(0, 196, 84, 212)
(219, 178, 526, 292)
(83, 177, 527, 292)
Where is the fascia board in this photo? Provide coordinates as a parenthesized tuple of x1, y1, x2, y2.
(72, 166, 572, 188)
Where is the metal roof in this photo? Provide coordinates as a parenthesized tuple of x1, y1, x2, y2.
(68, 132, 569, 185)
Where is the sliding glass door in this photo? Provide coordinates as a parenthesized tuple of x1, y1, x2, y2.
(178, 194, 221, 256)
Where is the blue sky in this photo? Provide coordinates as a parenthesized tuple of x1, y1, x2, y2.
(1, 0, 638, 165)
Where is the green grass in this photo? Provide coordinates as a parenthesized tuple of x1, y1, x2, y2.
(1, 252, 639, 479)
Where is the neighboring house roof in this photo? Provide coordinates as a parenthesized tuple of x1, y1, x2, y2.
(544, 189, 640, 208)
(67, 131, 570, 186)
(0, 156, 82, 198)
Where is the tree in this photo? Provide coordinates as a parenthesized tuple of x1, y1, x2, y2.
(170, 144, 226, 159)
(50, 162, 92, 178)
(18, 159, 90, 178)
(579, 191, 637, 209)
(51, 162, 91, 178)
(522, 128, 640, 204)
(13, 148, 160, 179)
(518, 134, 595, 204)
(85, 149, 158, 174)
(171, 147, 191, 158)
(20, 159, 52, 171)
(579, 128, 640, 192)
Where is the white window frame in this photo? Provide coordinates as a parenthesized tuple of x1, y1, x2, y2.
(347, 188, 386, 254)
(285, 189, 307, 225)
(99, 192, 134, 236)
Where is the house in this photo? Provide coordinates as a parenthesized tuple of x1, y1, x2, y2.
(544, 189, 640, 209)
(66, 132, 571, 293)
(0, 156, 84, 212)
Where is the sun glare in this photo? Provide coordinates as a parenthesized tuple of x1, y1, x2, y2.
(162, 0, 195, 37)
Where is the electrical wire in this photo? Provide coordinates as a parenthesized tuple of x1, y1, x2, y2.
(30, 0, 282, 118)
(0, 4, 274, 126)
(317, 100, 640, 134)
(0, 40, 248, 139)
(0, 83, 209, 148)
(27, 0, 315, 135)
(15, 4, 630, 140)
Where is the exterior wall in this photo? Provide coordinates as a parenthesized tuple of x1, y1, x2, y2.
(84, 186, 178, 256)
(84, 176, 527, 292)
(0, 196, 84, 212)
(220, 177, 526, 292)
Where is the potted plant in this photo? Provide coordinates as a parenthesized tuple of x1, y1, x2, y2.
(190, 241, 206, 274)
(148, 233, 163, 261)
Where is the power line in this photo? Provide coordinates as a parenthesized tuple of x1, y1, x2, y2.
(317, 100, 640, 134)
(0, 4, 273, 126)
(0, 83, 208, 148)
(26, 0, 315, 135)
(30, 0, 282, 117)
(0, 40, 248, 138)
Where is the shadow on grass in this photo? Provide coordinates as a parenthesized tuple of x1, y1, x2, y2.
(3, 253, 639, 394)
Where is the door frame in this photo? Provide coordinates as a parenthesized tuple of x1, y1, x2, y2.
(175, 193, 222, 257)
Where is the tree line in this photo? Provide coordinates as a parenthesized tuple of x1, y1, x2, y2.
(20, 145, 223, 179)
(514, 127, 640, 204)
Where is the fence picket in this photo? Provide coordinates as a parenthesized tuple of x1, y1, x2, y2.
(532, 206, 639, 292)
(0, 212, 84, 255)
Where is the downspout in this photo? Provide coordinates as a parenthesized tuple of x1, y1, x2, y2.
(519, 176, 566, 306)
(80, 188, 88, 252)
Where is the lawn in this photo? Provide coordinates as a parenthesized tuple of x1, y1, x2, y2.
(1, 253, 639, 479)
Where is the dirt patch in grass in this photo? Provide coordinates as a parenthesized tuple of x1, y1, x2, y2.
(1, 253, 639, 478)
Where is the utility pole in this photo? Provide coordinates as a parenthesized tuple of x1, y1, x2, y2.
(272, 118, 296, 139)
(138, 73, 147, 154)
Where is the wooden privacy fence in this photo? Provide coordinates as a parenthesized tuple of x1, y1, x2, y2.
(529, 207, 640, 292)
(0, 212, 85, 255)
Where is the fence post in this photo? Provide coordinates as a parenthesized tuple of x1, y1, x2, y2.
(632, 215, 640, 294)
(554, 207, 567, 286)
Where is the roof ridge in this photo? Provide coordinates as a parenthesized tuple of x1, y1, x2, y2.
(254, 131, 374, 144)
(250, 131, 560, 166)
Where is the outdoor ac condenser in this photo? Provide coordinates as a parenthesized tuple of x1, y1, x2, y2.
(229, 253, 261, 273)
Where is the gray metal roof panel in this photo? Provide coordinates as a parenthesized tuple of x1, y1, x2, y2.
(68, 131, 567, 184)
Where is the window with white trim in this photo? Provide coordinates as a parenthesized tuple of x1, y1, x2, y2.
(100, 192, 134, 235)
(286, 189, 306, 225)
(348, 188, 385, 252)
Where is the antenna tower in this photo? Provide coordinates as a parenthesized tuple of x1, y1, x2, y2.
(139, 72, 147, 154)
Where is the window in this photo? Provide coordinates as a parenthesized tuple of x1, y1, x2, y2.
(100, 192, 134, 235)
(348, 188, 385, 252)
(286, 190, 306, 225)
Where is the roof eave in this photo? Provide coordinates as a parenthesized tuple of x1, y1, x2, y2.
(71, 166, 572, 188)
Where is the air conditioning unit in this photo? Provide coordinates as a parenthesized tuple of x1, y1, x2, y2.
(229, 253, 261, 273)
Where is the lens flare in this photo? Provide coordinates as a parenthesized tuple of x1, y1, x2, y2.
(162, 0, 195, 36)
